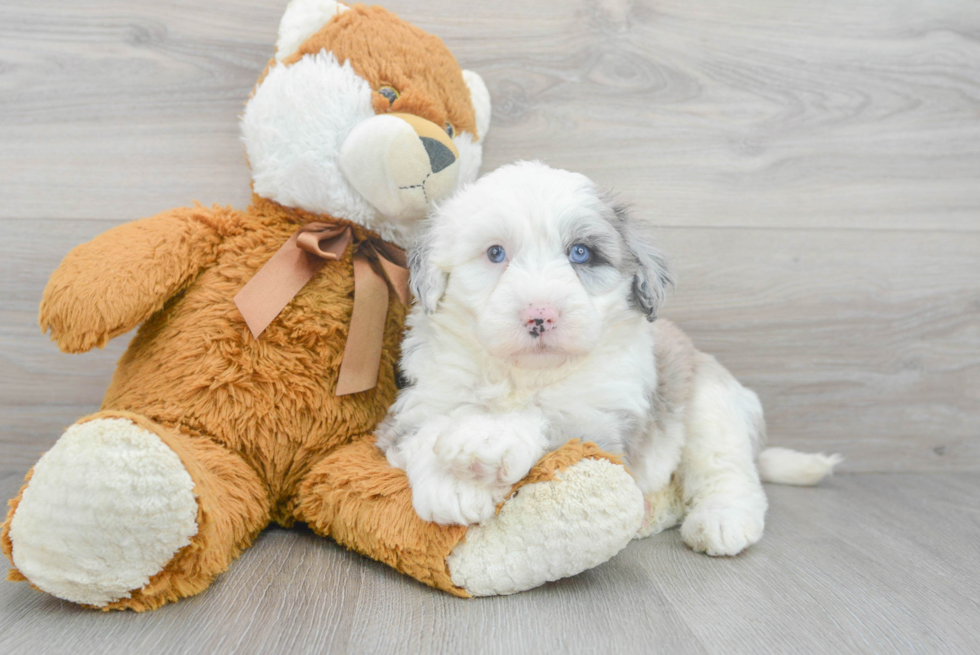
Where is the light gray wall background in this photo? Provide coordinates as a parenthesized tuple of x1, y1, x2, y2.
(2, 0, 978, 475)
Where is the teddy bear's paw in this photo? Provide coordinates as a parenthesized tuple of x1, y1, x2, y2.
(8, 418, 199, 606)
(434, 414, 545, 487)
(680, 498, 765, 557)
(446, 457, 644, 596)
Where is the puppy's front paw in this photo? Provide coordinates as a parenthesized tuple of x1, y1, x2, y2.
(410, 473, 501, 526)
(681, 500, 764, 556)
(434, 414, 546, 486)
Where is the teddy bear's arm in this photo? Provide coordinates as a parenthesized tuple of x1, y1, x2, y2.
(39, 205, 239, 353)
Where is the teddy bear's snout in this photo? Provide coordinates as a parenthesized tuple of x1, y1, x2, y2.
(339, 112, 460, 221)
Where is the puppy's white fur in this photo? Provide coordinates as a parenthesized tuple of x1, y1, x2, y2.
(379, 161, 839, 557)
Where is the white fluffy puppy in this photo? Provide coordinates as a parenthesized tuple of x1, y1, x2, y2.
(378, 161, 840, 556)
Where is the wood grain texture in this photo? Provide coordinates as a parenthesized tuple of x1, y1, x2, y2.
(2, 471, 979, 654)
(1, 0, 979, 229)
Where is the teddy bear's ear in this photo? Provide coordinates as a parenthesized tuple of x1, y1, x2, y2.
(462, 70, 491, 143)
(276, 0, 350, 63)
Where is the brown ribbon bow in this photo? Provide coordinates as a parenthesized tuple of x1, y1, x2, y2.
(234, 222, 410, 396)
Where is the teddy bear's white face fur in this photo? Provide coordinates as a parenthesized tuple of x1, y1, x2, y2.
(241, 0, 490, 248)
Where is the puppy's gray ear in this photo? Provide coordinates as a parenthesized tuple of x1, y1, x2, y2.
(615, 205, 674, 322)
(409, 224, 448, 314)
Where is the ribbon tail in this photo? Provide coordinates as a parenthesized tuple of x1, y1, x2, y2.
(335, 254, 390, 396)
(375, 253, 411, 306)
(234, 232, 327, 338)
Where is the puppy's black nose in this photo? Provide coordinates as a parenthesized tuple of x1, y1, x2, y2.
(420, 137, 456, 173)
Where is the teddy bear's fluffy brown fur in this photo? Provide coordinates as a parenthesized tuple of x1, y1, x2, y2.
(1, 5, 616, 610)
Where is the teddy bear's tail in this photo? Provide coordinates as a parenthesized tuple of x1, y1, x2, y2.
(757, 447, 843, 486)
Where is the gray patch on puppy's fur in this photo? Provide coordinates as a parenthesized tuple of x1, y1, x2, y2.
(572, 258, 623, 295)
(651, 319, 698, 418)
(602, 199, 674, 321)
(623, 318, 698, 468)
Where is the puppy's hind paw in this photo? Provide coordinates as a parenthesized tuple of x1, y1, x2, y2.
(681, 501, 764, 557)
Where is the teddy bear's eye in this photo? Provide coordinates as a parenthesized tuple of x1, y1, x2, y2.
(378, 86, 399, 105)
(445, 122, 455, 138)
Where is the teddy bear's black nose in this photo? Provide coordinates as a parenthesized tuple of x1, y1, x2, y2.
(420, 137, 456, 173)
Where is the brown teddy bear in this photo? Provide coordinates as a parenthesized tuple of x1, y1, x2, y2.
(1, 1, 645, 610)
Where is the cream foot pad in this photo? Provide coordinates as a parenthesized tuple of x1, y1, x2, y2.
(9, 418, 199, 606)
(447, 458, 643, 596)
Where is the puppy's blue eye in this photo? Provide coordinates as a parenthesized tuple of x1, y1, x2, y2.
(569, 244, 591, 264)
(487, 245, 507, 263)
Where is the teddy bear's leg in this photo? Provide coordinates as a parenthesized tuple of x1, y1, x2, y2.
(294, 438, 644, 597)
(1, 410, 271, 611)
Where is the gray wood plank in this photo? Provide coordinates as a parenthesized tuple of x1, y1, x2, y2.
(1, 0, 979, 230)
(656, 226, 980, 473)
(3, 219, 977, 473)
(644, 473, 980, 654)
(2, 471, 978, 654)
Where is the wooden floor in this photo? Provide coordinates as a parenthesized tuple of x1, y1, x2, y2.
(1, 0, 979, 653)
(1, 471, 977, 654)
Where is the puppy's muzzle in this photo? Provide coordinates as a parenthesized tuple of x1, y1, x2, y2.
(339, 112, 460, 221)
